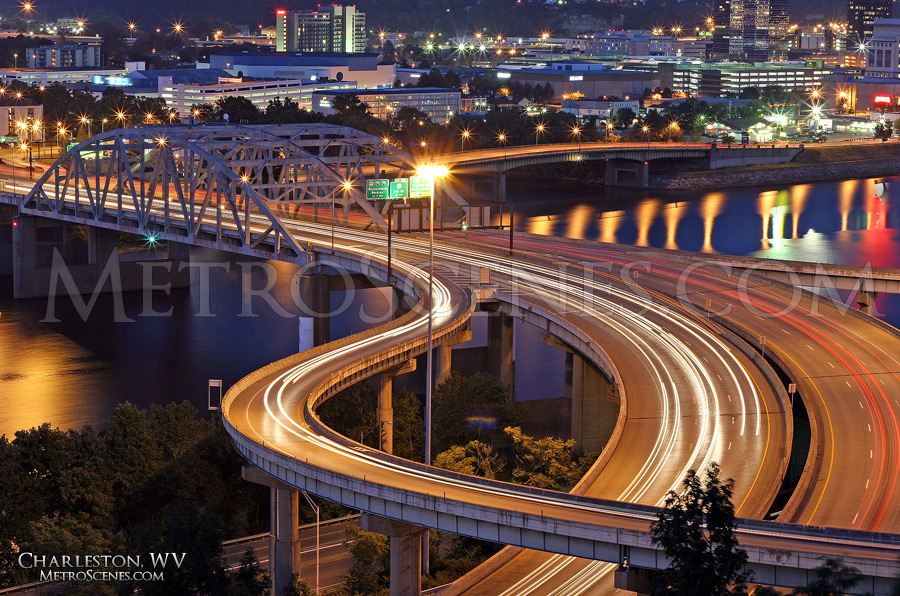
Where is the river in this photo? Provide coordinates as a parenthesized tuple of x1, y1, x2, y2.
(1, 175, 898, 436)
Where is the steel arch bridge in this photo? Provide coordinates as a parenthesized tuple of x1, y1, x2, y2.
(18, 124, 427, 261)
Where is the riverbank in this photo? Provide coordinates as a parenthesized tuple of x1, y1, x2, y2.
(653, 143, 900, 190)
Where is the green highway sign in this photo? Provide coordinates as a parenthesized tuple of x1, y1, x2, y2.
(366, 179, 390, 200)
(409, 176, 432, 198)
(389, 178, 409, 200)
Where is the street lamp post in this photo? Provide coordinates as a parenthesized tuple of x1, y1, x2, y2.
(416, 161, 448, 578)
(416, 163, 449, 467)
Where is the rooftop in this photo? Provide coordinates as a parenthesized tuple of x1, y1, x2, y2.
(314, 87, 460, 96)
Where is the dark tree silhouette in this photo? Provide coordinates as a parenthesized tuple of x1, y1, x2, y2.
(649, 463, 750, 596)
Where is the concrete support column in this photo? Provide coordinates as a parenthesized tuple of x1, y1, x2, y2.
(436, 343, 452, 387)
(242, 466, 300, 596)
(166, 240, 191, 262)
(379, 374, 395, 454)
(377, 359, 416, 454)
(856, 290, 877, 316)
(487, 313, 514, 390)
(87, 226, 118, 266)
(566, 352, 616, 452)
(614, 565, 655, 595)
(362, 515, 424, 596)
(298, 273, 331, 346)
(491, 174, 507, 202)
(11, 214, 36, 299)
(435, 328, 471, 386)
(604, 160, 649, 189)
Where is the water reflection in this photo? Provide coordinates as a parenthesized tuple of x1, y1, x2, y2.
(511, 175, 900, 268)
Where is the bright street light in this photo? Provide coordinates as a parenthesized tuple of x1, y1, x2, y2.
(416, 161, 449, 578)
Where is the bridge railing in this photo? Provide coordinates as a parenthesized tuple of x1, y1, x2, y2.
(440, 141, 803, 159)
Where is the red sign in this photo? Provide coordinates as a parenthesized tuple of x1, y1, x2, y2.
(874, 95, 893, 104)
(276, 9, 286, 15)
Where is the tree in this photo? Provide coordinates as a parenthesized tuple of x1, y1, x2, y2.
(381, 40, 397, 64)
(875, 120, 893, 143)
(283, 574, 315, 596)
(214, 96, 259, 124)
(393, 106, 431, 129)
(504, 426, 587, 490)
(134, 503, 228, 596)
(613, 107, 636, 129)
(434, 440, 504, 479)
(227, 548, 269, 596)
(791, 559, 861, 596)
(332, 94, 371, 117)
(343, 525, 389, 595)
(149, 401, 211, 459)
(432, 372, 525, 454)
(649, 463, 750, 596)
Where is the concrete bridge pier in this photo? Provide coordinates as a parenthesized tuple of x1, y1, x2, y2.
(297, 273, 331, 347)
(543, 332, 618, 451)
(604, 159, 649, 189)
(378, 359, 417, 454)
(487, 312, 515, 390)
(436, 328, 472, 386)
(242, 466, 301, 596)
(856, 290, 878, 315)
(362, 515, 425, 596)
(12, 215, 187, 299)
(491, 175, 507, 203)
(566, 351, 617, 452)
(614, 565, 656, 595)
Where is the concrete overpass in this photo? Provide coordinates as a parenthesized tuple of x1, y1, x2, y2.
(440, 142, 803, 189)
(4, 125, 900, 596)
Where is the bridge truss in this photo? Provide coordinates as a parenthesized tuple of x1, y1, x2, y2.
(20, 124, 421, 260)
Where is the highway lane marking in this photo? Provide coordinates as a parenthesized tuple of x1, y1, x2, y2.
(828, 362, 835, 368)
(847, 381, 853, 388)
(728, 441, 732, 450)
(806, 344, 815, 350)
(717, 374, 723, 381)
(871, 450, 874, 459)
(781, 328, 790, 334)
(860, 401, 865, 409)
(869, 424, 872, 432)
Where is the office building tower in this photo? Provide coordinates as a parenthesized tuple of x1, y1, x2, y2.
(848, 0, 892, 42)
(276, 5, 366, 53)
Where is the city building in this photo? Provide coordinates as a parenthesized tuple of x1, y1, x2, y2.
(623, 60, 831, 96)
(84, 68, 237, 99)
(0, 67, 128, 86)
(26, 44, 101, 69)
(159, 76, 355, 117)
(692, 62, 829, 95)
(275, 5, 366, 53)
(208, 53, 393, 89)
(498, 63, 660, 102)
(864, 18, 900, 77)
(711, 0, 790, 61)
(311, 87, 461, 124)
(560, 98, 641, 120)
(848, 0, 892, 42)
(0, 98, 44, 141)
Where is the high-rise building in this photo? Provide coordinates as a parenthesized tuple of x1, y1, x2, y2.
(276, 10, 299, 53)
(848, 0, 892, 43)
(711, 0, 790, 61)
(275, 5, 366, 53)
